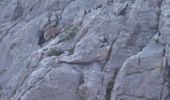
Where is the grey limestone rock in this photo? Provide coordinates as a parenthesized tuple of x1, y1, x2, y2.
(1, 0, 170, 100)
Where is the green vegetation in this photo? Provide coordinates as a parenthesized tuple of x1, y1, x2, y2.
(47, 49, 64, 56)
(63, 25, 78, 35)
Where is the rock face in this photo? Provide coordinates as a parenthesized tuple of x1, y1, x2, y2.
(0, 0, 170, 100)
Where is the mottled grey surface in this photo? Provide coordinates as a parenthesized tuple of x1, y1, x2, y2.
(0, 0, 170, 100)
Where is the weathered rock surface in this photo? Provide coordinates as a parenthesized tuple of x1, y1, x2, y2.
(0, 0, 170, 100)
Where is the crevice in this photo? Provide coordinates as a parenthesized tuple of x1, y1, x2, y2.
(101, 37, 118, 71)
(18, 67, 53, 100)
(9, 53, 45, 99)
(107, 0, 113, 5)
(11, 0, 23, 21)
(125, 67, 159, 76)
(95, 4, 103, 10)
(163, 54, 170, 100)
(79, 73, 84, 85)
(0, 22, 17, 44)
(10, 64, 39, 99)
(11, 49, 58, 99)
(116, 93, 151, 100)
(165, 66, 170, 100)
(138, 55, 141, 66)
(158, 0, 169, 99)
(119, 2, 129, 16)
(160, 79, 166, 100)
(157, 0, 164, 37)
(58, 59, 96, 65)
(159, 43, 169, 100)
(105, 68, 120, 100)
(37, 30, 46, 47)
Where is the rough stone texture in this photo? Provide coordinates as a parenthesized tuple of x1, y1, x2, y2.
(1, 0, 170, 100)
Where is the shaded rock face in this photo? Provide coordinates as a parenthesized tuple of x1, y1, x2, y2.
(0, 0, 170, 100)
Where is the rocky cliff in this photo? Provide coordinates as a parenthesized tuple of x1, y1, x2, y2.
(0, 0, 170, 100)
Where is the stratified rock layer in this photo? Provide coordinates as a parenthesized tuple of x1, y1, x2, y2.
(0, 0, 170, 100)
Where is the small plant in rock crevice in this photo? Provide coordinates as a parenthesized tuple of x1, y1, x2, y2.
(46, 49, 64, 57)
(57, 25, 78, 43)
